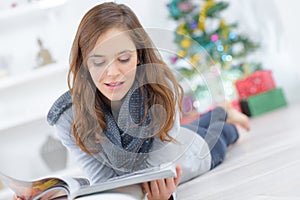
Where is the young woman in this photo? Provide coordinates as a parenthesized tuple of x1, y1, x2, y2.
(15, 2, 249, 200)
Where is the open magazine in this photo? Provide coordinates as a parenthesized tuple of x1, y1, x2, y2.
(0, 163, 176, 200)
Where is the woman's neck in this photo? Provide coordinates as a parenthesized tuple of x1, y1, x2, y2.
(111, 100, 122, 120)
(97, 90, 125, 120)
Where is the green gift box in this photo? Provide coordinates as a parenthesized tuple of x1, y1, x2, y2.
(240, 88, 287, 117)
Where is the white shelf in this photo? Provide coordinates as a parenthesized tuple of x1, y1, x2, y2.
(0, 61, 68, 90)
(0, 61, 69, 132)
(0, 0, 67, 21)
(0, 91, 67, 132)
(0, 93, 67, 132)
(0, 111, 45, 132)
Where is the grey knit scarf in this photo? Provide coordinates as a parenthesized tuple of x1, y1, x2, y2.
(47, 81, 155, 174)
(99, 81, 154, 173)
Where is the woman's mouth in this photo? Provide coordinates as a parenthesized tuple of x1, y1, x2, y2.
(105, 81, 124, 90)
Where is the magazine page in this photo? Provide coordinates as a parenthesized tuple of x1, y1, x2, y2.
(76, 184, 144, 200)
(0, 171, 69, 200)
(0, 172, 89, 200)
(71, 164, 176, 199)
(32, 177, 90, 200)
(59, 177, 90, 195)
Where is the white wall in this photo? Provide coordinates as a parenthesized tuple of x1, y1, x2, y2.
(273, 0, 300, 104)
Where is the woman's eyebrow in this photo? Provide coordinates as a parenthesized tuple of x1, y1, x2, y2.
(89, 50, 134, 58)
(115, 49, 134, 56)
(89, 54, 105, 58)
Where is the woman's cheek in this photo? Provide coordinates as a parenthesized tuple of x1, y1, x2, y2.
(90, 68, 105, 83)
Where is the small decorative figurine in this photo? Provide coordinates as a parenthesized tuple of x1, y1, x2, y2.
(36, 38, 55, 67)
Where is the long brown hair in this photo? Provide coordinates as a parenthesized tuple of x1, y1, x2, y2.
(68, 2, 183, 154)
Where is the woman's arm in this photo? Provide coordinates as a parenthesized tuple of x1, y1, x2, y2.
(54, 107, 116, 184)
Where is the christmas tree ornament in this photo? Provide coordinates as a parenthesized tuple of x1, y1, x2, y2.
(180, 38, 192, 48)
(217, 45, 224, 52)
(210, 34, 219, 42)
(171, 56, 178, 64)
(178, 2, 192, 12)
(176, 23, 188, 35)
(229, 32, 236, 40)
(177, 50, 187, 58)
(189, 21, 198, 30)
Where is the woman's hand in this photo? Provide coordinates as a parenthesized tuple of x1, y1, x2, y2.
(142, 166, 182, 200)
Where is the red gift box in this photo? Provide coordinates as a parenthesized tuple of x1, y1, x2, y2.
(235, 70, 276, 100)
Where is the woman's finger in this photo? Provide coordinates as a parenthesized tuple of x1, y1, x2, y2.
(174, 166, 182, 186)
(142, 182, 150, 194)
(150, 180, 159, 196)
(165, 177, 176, 189)
(156, 178, 166, 192)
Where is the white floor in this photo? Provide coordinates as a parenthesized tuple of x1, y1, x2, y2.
(1, 103, 299, 200)
(177, 103, 300, 200)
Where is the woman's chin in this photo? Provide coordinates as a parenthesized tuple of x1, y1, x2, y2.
(107, 94, 125, 102)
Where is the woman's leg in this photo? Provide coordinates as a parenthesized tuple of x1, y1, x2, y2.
(189, 104, 250, 132)
(188, 107, 227, 129)
(182, 107, 239, 169)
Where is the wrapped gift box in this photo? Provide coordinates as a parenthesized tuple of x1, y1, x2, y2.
(235, 70, 276, 100)
(240, 88, 287, 117)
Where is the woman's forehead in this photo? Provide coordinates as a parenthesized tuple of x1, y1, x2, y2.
(92, 28, 136, 56)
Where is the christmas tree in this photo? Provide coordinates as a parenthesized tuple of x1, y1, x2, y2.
(167, 0, 263, 111)
(167, 0, 261, 75)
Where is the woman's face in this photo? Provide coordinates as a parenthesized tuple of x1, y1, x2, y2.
(87, 28, 138, 101)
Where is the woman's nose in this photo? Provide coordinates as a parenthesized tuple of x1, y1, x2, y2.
(106, 60, 120, 76)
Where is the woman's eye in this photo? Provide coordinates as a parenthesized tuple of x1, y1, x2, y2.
(93, 60, 105, 66)
(119, 56, 131, 63)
